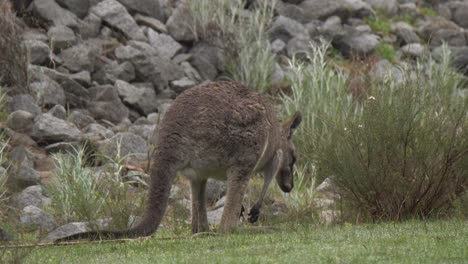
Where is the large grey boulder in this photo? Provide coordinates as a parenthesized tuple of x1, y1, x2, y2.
(59, 42, 102, 73)
(56, 0, 90, 18)
(23, 39, 50, 65)
(419, 16, 465, 47)
(91, 0, 146, 41)
(98, 132, 149, 161)
(20, 205, 58, 232)
(88, 85, 130, 124)
(147, 29, 182, 59)
(299, 0, 374, 22)
(333, 27, 380, 57)
(8, 94, 41, 117)
(44, 222, 90, 241)
(31, 114, 81, 144)
(166, 4, 195, 42)
(269, 16, 309, 43)
(29, 66, 90, 108)
(29, 77, 67, 108)
(11, 185, 45, 210)
(32, 0, 79, 28)
(117, 0, 164, 21)
(7, 111, 34, 134)
(47, 25, 77, 51)
(115, 80, 158, 115)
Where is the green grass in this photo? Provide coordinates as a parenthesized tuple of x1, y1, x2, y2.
(16, 220, 468, 263)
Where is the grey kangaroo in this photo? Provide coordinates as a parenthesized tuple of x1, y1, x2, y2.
(57, 81, 301, 241)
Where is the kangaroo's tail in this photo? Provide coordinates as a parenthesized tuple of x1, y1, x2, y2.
(55, 149, 178, 243)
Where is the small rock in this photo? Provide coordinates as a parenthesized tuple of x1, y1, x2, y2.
(98, 132, 149, 162)
(47, 104, 67, 120)
(115, 80, 159, 115)
(69, 110, 96, 129)
(59, 43, 102, 73)
(31, 113, 81, 144)
(93, 61, 136, 85)
(171, 77, 196, 94)
(180, 62, 202, 83)
(23, 39, 50, 65)
(11, 185, 44, 210)
(269, 15, 309, 43)
(32, 0, 79, 28)
(7, 110, 34, 134)
(78, 13, 102, 39)
(83, 123, 114, 141)
(8, 94, 41, 117)
(20, 205, 57, 232)
(207, 206, 224, 225)
(47, 26, 77, 51)
(363, 0, 398, 16)
(400, 43, 426, 58)
(148, 29, 182, 59)
(0, 228, 11, 242)
(319, 210, 340, 225)
(166, 4, 195, 42)
(44, 222, 90, 242)
(206, 179, 227, 206)
(29, 78, 67, 108)
(91, 0, 146, 41)
(333, 29, 380, 57)
(55, 0, 89, 18)
(135, 14, 167, 33)
(128, 125, 155, 141)
(88, 85, 130, 124)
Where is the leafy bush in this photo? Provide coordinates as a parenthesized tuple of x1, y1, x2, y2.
(282, 44, 467, 221)
(0, 0, 29, 91)
(189, 0, 276, 92)
(364, 16, 391, 36)
(375, 43, 396, 62)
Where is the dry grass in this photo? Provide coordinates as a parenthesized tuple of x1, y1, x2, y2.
(0, 0, 29, 92)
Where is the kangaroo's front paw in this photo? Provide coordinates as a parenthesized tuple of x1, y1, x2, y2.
(248, 206, 260, 223)
(239, 204, 245, 219)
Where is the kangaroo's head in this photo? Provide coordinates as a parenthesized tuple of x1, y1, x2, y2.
(275, 111, 302, 193)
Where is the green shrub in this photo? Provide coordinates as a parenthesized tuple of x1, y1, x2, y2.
(0, 0, 29, 91)
(315, 49, 467, 221)
(189, 0, 276, 92)
(364, 16, 391, 36)
(375, 43, 396, 62)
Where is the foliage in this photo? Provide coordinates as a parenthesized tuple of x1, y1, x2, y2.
(375, 43, 396, 62)
(364, 16, 391, 35)
(0, 0, 29, 92)
(46, 143, 146, 228)
(189, 0, 277, 92)
(315, 48, 467, 221)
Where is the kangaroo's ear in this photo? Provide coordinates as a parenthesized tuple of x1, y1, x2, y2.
(283, 111, 302, 139)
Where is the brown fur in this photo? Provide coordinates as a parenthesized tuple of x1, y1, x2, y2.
(56, 81, 301, 241)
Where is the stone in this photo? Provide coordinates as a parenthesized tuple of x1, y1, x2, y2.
(8, 94, 41, 117)
(333, 28, 380, 57)
(98, 132, 149, 161)
(29, 65, 90, 108)
(128, 125, 155, 141)
(90, 0, 146, 41)
(0, 228, 11, 242)
(275, 1, 307, 23)
(69, 110, 96, 129)
(11, 185, 44, 210)
(363, 0, 398, 16)
(452, 1, 468, 28)
(93, 61, 136, 85)
(117, 0, 164, 21)
(319, 210, 341, 225)
(31, 113, 81, 144)
(59, 43, 102, 73)
(299, 0, 375, 23)
(271, 39, 286, 54)
(135, 14, 167, 33)
(29, 78, 66, 108)
(147, 29, 183, 59)
(449, 47, 468, 75)
(83, 123, 115, 141)
(180, 62, 202, 83)
(166, 4, 195, 42)
(287, 36, 314, 59)
(11, 165, 41, 188)
(171, 77, 196, 94)
(419, 16, 463, 47)
(44, 222, 90, 241)
(23, 39, 50, 65)
(69, 71, 92, 88)
(400, 43, 426, 58)
(47, 104, 67, 120)
(319, 16, 343, 40)
(370, 59, 404, 84)
(32, 0, 79, 28)
(78, 13, 102, 40)
(392, 22, 420, 46)
(207, 206, 224, 225)
(7, 110, 34, 134)
(115, 80, 158, 115)
(206, 179, 227, 205)
(88, 85, 129, 124)
(20, 205, 57, 232)
(56, 0, 90, 18)
(269, 16, 309, 43)
(47, 26, 77, 51)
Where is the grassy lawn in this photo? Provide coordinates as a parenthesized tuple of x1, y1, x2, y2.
(6, 220, 466, 263)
